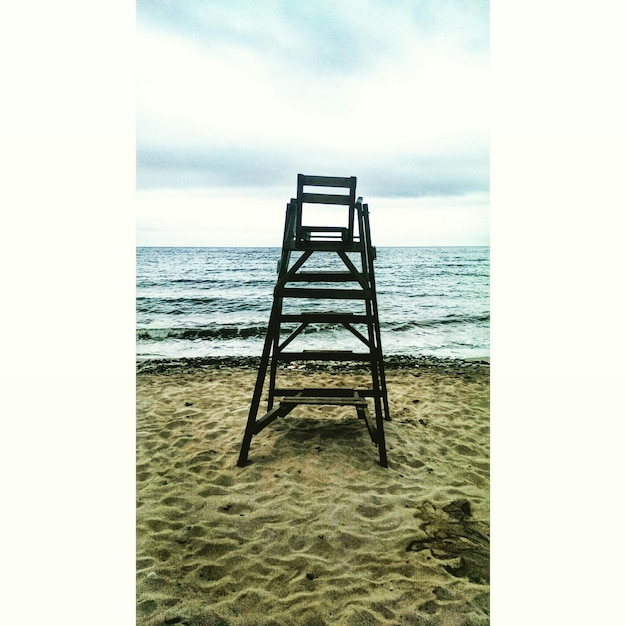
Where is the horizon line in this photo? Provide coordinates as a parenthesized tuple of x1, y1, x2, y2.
(135, 244, 490, 249)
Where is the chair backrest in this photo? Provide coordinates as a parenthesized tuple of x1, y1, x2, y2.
(295, 174, 357, 242)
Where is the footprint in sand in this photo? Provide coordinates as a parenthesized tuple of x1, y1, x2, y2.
(355, 504, 384, 519)
(198, 485, 229, 497)
(144, 518, 181, 533)
(196, 564, 225, 581)
(220, 502, 253, 516)
(455, 443, 477, 456)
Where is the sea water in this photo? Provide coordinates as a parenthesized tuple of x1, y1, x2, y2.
(136, 246, 489, 360)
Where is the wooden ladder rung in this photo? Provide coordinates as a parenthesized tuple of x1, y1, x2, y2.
(281, 287, 371, 300)
(280, 313, 370, 323)
(279, 351, 372, 362)
(288, 271, 362, 282)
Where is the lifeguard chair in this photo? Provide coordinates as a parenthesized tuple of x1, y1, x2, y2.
(237, 174, 390, 467)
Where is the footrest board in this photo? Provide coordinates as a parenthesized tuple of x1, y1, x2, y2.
(280, 396, 368, 407)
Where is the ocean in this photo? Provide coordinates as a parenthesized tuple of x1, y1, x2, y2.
(136, 246, 489, 360)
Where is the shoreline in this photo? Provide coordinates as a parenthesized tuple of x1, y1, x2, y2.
(136, 354, 490, 376)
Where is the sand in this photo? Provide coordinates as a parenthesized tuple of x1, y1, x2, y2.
(136, 358, 490, 625)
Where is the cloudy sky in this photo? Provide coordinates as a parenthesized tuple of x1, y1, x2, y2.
(136, 0, 489, 246)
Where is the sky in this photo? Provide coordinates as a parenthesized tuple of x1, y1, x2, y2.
(136, 0, 490, 246)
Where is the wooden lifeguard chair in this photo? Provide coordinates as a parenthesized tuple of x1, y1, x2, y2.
(237, 174, 390, 467)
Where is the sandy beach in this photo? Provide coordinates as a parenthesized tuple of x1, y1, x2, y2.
(136, 357, 490, 625)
